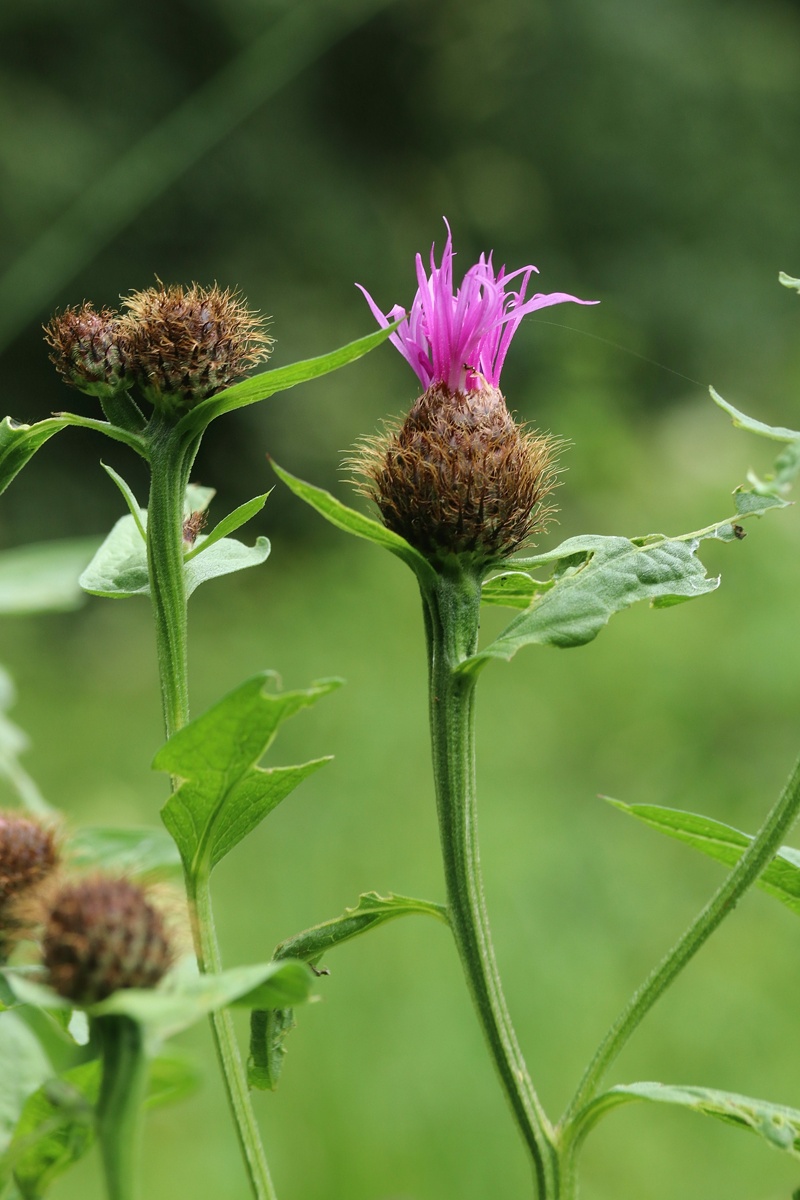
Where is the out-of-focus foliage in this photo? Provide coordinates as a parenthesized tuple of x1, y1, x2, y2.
(2, 1, 800, 1198)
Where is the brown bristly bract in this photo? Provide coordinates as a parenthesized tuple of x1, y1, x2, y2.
(0, 812, 59, 959)
(43, 303, 130, 396)
(350, 383, 560, 569)
(120, 281, 273, 410)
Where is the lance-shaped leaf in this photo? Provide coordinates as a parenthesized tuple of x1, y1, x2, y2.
(249, 892, 449, 1090)
(0, 414, 146, 495)
(606, 799, 800, 918)
(157, 673, 339, 874)
(573, 1081, 800, 1160)
(176, 323, 399, 436)
(463, 530, 725, 673)
(710, 386, 800, 498)
(270, 461, 437, 588)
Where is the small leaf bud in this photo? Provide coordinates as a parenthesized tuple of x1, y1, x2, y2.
(42, 876, 173, 1005)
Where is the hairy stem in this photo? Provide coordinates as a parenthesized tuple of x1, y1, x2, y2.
(561, 749, 800, 1138)
(422, 568, 559, 1198)
(145, 416, 278, 1200)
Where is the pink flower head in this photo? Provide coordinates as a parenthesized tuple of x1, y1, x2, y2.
(358, 222, 598, 394)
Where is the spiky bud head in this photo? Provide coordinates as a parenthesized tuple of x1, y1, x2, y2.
(42, 876, 172, 1005)
(120, 282, 273, 413)
(44, 304, 130, 397)
(0, 812, 59, 959)
(356, 383, 558, 570)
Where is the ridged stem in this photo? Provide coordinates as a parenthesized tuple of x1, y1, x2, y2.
(145, 414, 278, 1200)
(421, 568, 559, 1198)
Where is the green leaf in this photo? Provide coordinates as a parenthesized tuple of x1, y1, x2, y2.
(606, 799, 800, 918)
(65, 826, 181, 878)
(270, 461, 437, 588)
(0, 414, 146, 496)
(184, 493, 270, 561)
(779, 270, 800, 293)
(273, 891, 449, 966)
(0, 538, 100, 614)
(80, 509, 270, 600)
(0, 667, 51, 814)
(249, 892, 449, 1090)
(709, 385, 800, 443)
(176, 323, 399, 436)
(184, 535, 270, 592)
(464, 530, 726, 675)
(91, 960, 312, 1038)
(79, 512, 149, 598)
(576, 1081, 800, 1159)
(0, 1013, 52, 1157)
(100, 463, 146, 541)
(0, 1061, 99, 1199)
(481, 570, 546, 610)
(157, 673, 339, 874)
(3, 960, 312, 1039)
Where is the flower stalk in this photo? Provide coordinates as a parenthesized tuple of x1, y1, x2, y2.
(93, 1015, 149, 1200)
(421, 566, 559, 1198)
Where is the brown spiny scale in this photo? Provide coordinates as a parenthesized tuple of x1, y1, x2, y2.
(353, 383, 559, 569)
(120, 282, 273, 413)
(42, 876, 173, 1005)
(44, 304, 130, 396)
(0, 813, 59, 958)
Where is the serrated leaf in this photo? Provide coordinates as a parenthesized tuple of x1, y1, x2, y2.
(176, 323, 399, 436)
(481, 571, 548, 609)
(463, 532, 723, 675)
(271, 461, 437, 588)
(184, 493, 270, 562)
(157, 673, 339, 874)
(249, 892, 449, 1090)
(66, 826, 181, 878)
(80, 511, 270, 599)
(0, 538, 100, 614)
(576, 1081, 800, 1159)
(0, 1061, 99, 1199)
(606, 799, 800, 917)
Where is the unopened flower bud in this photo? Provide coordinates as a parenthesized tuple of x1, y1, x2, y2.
(44, 304, 130, 397)
(120, 282, 273, 413)
(0, 812, 58, 958)
(42, 876, 172, 1005)
(358, 383, 557, 567)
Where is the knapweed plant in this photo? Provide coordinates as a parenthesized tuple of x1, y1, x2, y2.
(0, 232, 799, 1200)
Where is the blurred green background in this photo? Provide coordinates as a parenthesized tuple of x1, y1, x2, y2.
(3, 0, 800, 1196)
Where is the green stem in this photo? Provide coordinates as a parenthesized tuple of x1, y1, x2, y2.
(188, 871, 278, 1200)
(145, 414, 278, 1200)
(422, 568, 558, 1199)
(93, 1015, 147, 1200)
(561, 748, 800, 1139)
